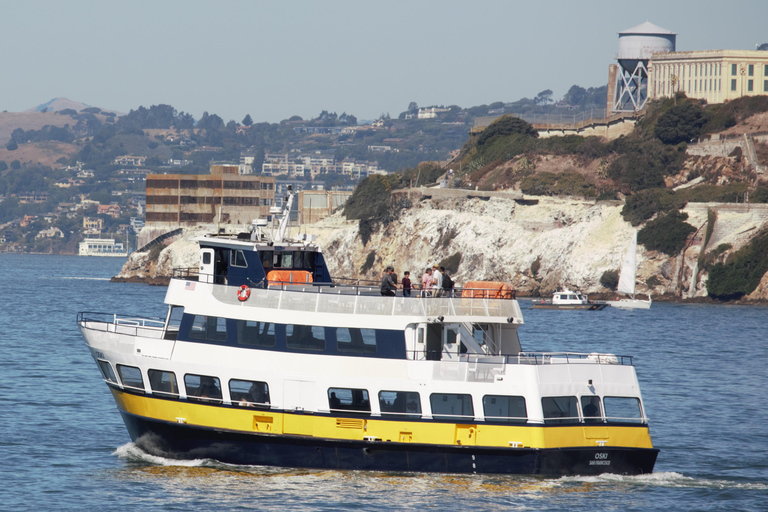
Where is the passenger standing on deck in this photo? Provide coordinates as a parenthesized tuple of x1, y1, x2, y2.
(380, 266, 396, 296)
(432, 265, 443, 297)
(401, 271, 413, 297)
(440, 267, 454, 297)
(421, 268, 433, 297)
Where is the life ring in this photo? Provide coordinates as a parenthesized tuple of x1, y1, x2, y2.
(237, 285, 251, 301)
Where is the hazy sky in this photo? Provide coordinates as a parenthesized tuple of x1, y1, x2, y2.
(2, 0, 767, 123)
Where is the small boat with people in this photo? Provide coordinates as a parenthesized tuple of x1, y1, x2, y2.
(532, 287, 608, 310)
(77, 188, 657, 476)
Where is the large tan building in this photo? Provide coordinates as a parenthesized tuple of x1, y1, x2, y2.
(145, 165, 276, 228)
(649, 50, 768, 103)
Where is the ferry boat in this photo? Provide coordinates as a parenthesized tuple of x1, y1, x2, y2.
(78, 237, 128, 257)
(532, 287, 608, 310)
(77, 192, 657, 476)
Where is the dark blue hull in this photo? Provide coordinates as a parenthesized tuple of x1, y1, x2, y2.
(122, 412, 658, 476)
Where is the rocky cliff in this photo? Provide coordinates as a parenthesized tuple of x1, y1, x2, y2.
(115, 190, 768, 301)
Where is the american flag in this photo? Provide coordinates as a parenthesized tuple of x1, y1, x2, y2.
(185, 282, 196, 291)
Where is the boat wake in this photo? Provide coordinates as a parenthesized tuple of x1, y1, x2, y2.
(557, 471, 768, 490)
(114, 443, 209, 467)
(113, 443, 767, 491)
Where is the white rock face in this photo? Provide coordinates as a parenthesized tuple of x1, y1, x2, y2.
(117, 195, 768, 300)
(317, 196, 653, 295)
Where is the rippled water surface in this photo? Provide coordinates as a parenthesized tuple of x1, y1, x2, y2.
(1, 254, 766, 511)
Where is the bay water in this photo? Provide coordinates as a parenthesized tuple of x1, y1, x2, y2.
(1, 254, 766, 511)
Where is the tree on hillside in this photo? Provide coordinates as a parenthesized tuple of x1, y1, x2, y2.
(564, 85, 587, 106)
(242, 114, 253, 126)
(477, 115, 538, 146)
(534, 89, 553, 105)
(6, 140, 18, 151)
(655, 102, 705, 145)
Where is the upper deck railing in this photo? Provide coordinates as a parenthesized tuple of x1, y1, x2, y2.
(171, 268, 523, 321)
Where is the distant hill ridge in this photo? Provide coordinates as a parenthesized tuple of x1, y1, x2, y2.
(26, 97, 92, 113)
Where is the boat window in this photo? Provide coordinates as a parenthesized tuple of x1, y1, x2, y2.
(482, 395, 527, 423)
(542, 396, 579, 424)
(148, 369, 179, 399)
(336, 327, 377, 353)
(236, 320, 276, 347)
(328, 387, 371, 414)
(604, 397, 644, 424)
(97, 360, 118, 383)
(379, 391, 421, 418)
(229, 379, 270, 408)
(581, 396, 603, 423)
(430, 393, 474, 421)
(273, 251, 293, 269)
(303, 251, 314, 270)
(116, 364, 145, 393)
(230, 249, 247, 268)
(202, 252, 212, 265)
(189, 315, 228, 343)
(261, 251, 273, 269)
(286, 324, 325, 351)
(184, 374, 223, 403)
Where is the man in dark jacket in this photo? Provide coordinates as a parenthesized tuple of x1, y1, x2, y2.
(380, 266, 396, 296)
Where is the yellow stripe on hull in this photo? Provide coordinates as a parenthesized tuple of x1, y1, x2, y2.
(112, 389, 654, 450)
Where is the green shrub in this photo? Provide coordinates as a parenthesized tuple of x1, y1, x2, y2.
(637, 210, 696, 255)
(520, 171, 596, 198)
(360, 251, 376, 273)
(358, 218, 377, 246)
(477, 115, 537, 146)
(607, 138, 686, 191)
(700, 243, 732, 271)
(654, 102, 705, 144)
(344, 174, 397, 221)
(600, 269, 619, 290)
(677, 183, 749, 203)
(707, 229, 768, 300)
(621, 188, 687, 226)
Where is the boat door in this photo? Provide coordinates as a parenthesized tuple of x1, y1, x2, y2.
(200, 248, 214, 283)
(442, 324, 461, 360)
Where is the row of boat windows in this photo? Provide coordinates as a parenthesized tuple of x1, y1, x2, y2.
(184, 316, 404, 357)
(98, 360, 644, 424)
(205, 249, 317, 272)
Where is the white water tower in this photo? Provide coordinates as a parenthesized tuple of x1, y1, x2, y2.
(611, 21, 676, 113)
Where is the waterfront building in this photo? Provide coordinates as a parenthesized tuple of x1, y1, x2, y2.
(144, 165, 276, 229)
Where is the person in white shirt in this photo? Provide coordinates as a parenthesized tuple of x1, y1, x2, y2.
(431, 265, 443, 297)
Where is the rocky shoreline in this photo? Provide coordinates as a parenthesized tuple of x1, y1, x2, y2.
(113, 193, 768, 303)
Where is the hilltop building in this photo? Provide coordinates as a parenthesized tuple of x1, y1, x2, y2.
(648, 50, 768, 103)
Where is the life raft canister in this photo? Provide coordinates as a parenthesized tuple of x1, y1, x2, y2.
(237, 284, 251, 301)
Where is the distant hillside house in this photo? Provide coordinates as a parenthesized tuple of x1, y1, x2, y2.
(83, 217, 104, 231)
(18, 193, 49, 204)
(97, 204, 122, 218)
(649, 50, 768, 103)
(145, 164, 276, 228)
(114, 155, 147, 167)
(418, 107, 450, 119)
(36, 227, 64, 239)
